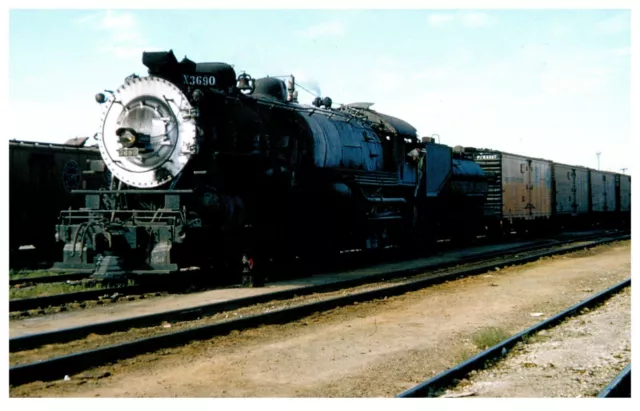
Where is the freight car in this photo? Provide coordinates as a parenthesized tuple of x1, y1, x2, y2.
(617, 174, 631, 223)
(9, 139, 103, 268)
(552, 163, 590, 225)
(464, 148, 553, 233)
(589, 170, 617, 213)
(466, 148, 630, 232)
(50, 49, 488, 286)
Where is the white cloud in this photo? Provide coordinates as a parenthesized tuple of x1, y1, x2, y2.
(548, 24, 571, 37)
(75, 10, 150, 61)
(596, 12, 630, 34)
(426, 11, 492, 29)
(426, 13, 454, 27)
(460, 12, 491, 28)
(299, 20, 346, 39)
(98, 11, 136, 31)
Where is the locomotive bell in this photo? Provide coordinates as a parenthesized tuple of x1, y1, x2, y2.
(236, 73, 254, 92)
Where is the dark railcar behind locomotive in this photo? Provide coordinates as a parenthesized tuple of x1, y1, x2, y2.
(9, 139, 102, 267)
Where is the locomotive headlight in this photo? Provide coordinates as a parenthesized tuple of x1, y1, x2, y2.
(116, 128, 138, 148)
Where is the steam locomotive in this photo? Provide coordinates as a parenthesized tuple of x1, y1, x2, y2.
(51, 49, 488, 286)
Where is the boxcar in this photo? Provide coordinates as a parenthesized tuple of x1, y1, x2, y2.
(589, 170, 617, 214)
(552, 163, 590, 218)
(469, 149, 553, 231)
(9, 139, 102, 267)
(616, 174, 631, 227)
(617, 174, 631, 213)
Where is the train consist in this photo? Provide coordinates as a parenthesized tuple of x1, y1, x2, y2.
(9, 139, 103, 268)
(47, 49, 630, 286)
(467, 149, 631, 232)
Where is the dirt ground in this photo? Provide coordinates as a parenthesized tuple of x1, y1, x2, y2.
(11, 239, 609, 366)
(10, 240, 630, 398)
(443, 287, 631, 398)
(10, 238, 545, 337)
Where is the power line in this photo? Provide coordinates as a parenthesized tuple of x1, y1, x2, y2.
(295, 82, 320, 98)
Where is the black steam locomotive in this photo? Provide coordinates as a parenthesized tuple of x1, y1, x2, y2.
(51, 49, 490, 286)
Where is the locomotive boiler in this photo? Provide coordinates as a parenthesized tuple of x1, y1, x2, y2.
(52, 49, 488, 286)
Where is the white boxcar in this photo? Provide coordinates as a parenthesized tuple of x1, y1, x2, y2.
(553, 163, 590, 216)
(618, 174, 631, 212)
(590, 170, 617, 212)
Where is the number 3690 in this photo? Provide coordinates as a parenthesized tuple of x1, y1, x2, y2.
(183, 75, 216, 86)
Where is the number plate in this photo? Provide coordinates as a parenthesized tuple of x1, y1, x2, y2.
(118, 147, 139, 157)
(183, 74, 216, 87)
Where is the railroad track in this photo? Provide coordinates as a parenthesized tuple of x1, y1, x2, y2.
(597, 364, 631, 398)
(9, 273, 90, 287)
(7, 230, 620, 314)
(9, 233, 628, 386)
(9, 284, 153, 313)
(10, 232, 624, 350)
(397, 278, 631, 398)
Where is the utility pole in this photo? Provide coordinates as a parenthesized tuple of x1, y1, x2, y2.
(596, 152, 601, 170)
(621, 168, 628, 174)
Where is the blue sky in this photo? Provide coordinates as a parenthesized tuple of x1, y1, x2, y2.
(9, 8, 631, 173)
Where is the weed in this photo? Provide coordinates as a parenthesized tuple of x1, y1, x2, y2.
(471, 327, 510, 350)
(455, 347, 476, 363)
(10, 281, 106, 300)
(9, 270, 61, 279)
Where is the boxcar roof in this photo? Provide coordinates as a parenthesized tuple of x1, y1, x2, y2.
(9, 139, 99, 154)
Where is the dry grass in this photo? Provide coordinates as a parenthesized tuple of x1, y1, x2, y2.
(10, 281, 107, 300)
(455, 347, 477, 363)
(9, 269, 61, 280)
(471, 327, 511, 350)
(9, 279, 135, 300)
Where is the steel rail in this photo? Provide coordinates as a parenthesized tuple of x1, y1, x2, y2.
(10, 233, 624, 352)
(9, 235, 628, 386)
(9, 285, 150, 313)
(597, 364, 631, 398)
(7, 230, 618, 312)
(397, 278, 631, 398)
(9, 273, 90, 287)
